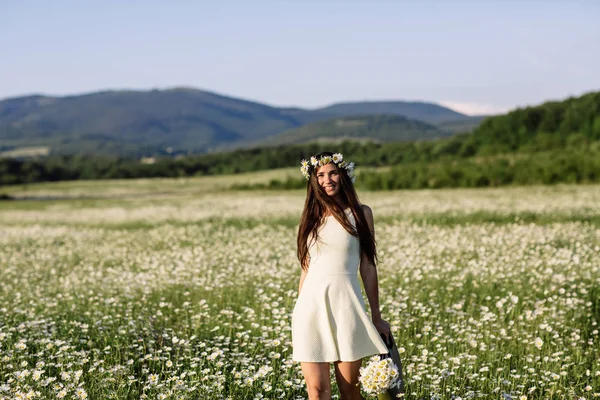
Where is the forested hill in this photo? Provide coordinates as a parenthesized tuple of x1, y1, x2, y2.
(0, 88, 476, 157)
(292, 100, 468, 124)
(0, 89, 300, 156)
(252, 114, 450, 147)
(462, 90, 600, 155)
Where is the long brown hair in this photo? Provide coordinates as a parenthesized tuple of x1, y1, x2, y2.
(296, 152, 378, 270)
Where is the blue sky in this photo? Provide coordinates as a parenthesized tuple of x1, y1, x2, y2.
(1, 0, 598, 115)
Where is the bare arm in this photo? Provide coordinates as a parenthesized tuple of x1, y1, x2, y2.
(359, 205, 391, 337)
(298, 268, 308, 295)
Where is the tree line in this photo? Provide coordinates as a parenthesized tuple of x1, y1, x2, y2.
(232, 148, 599, 191)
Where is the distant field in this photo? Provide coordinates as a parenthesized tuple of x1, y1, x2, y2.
(0, 166, 401, 200)
(0, 182, 599, 398)
(0, 167, 300, 198)
(0, 146, 50, 158)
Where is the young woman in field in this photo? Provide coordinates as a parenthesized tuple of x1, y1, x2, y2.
(291, 151, 391, 400)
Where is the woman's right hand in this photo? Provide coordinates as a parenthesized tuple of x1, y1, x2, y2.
(373, 317, 391, 341)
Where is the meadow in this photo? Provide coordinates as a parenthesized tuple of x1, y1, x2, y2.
(0, 175, 599, 399)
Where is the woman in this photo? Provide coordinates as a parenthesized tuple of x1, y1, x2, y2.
(291, 151, 391, 400)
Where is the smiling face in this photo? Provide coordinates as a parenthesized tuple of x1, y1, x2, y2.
(316, 162, 341, 197)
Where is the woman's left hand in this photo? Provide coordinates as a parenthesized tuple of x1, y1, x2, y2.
(373, 317, 391, 340)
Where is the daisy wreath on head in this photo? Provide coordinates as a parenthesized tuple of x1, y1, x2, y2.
(299, 152, 356, 183)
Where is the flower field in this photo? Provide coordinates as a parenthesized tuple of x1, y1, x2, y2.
(1, 183, 599, 399)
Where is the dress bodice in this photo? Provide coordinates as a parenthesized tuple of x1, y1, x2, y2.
(308, 209, 360, 276)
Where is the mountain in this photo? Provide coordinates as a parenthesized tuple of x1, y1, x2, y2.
(0, 87, 478, 157)
(0, 88, 301, 156)
(299, 101, 469, 124)
(253, 114, 449, 147)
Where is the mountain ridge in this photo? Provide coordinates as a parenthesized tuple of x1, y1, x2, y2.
(0, 87, 483, 157)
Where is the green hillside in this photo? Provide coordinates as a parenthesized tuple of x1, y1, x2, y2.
(253, 114, 448, 146)
(0, 88, 472, 157)
(464, 90, 600, 154)
(0, 88, 302, 156)
(436, 115, 487, 134)
(302, 100, 469, 123)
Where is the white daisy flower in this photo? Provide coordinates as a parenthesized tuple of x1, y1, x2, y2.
(332, 153, 343, 163)
(75, 388, 88, 399)
(32, 370, 43, 381)
(148, 374, 159, 385)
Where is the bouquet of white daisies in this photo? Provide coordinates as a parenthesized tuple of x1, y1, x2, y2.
(359, 355, 403, 398)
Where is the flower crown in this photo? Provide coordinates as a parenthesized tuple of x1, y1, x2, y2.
(300, 153, 356, 183)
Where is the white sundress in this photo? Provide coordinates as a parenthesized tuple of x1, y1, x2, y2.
(291, 208, 388, 362)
